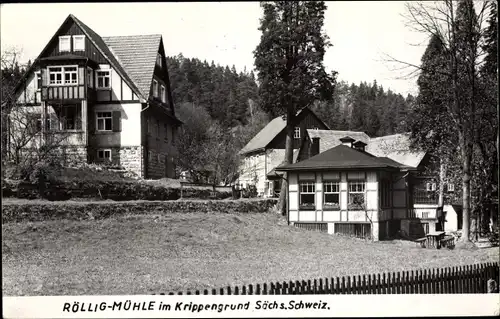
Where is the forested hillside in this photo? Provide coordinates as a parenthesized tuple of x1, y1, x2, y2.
(167, 54, 414, 138)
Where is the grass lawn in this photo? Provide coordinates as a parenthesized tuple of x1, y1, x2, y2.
(2, 212, 498, 296)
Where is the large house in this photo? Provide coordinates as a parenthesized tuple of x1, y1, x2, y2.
(9, 14, 182, 179)
(276, 130, 464, 241)
(237, 107, 330, 197)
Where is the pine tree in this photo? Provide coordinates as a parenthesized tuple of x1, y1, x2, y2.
(254, 1, 336, 214)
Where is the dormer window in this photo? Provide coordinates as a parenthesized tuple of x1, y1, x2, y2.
(73, 35, 85, 51)
(156, 53, 162, 67)
(59, 36, 71, 52)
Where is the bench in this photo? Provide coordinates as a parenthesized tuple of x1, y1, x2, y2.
(415, 237, 427, 248)
(440, 236, 455, 249)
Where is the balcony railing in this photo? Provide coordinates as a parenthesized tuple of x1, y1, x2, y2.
(412, 189, 438, 204)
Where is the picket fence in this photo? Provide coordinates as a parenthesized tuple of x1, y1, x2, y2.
(157, 262, 499, 295)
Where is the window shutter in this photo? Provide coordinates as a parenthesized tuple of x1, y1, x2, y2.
(112, 111, 121, 132)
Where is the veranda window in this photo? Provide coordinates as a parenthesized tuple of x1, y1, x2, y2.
(323, 181, 340, 209)
(96, 71, 111, 89)
(380, 179, 391, 208)
(299, 181, 315, 210)
(348, 181, 365, 209)
(48, 66, 78, 85)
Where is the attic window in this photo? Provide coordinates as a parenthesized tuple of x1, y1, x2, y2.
(59, 36, 71, 52)
(153, 79, 159, 98)
(161, 85, 166, 103)
(156, 53, 162, 67)
(73, 35, 85, 51)
(96, 70, 111, 89)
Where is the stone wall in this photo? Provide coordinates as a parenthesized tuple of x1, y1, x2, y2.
(119, 146, 142, 178)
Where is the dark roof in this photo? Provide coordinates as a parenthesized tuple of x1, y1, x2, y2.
(70, 15, 145, 101)
(40, 54, 91, 61)
(239, 107, 330, 155)
(353, 140, 367, 147)
(339, 136, 356, 143)
(276, 145, 403, 171)
(14, 14, 164, 104)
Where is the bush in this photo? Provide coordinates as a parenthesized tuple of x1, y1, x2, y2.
(1, 199, 279, 223)
(241, 185, 258, 198)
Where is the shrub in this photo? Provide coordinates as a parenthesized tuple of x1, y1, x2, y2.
(1, 199, 279, 223)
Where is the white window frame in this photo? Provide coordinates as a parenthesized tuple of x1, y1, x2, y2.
(294, 126, 300, 139)
(348, 180, 366, 209)
(48, 65, 78, 86)
(299, 181, 315, 209)
(156, 53, 162, 67)
(323, 181, 340, 209)
(35, 72, 42, 91)
(447, 183, 454, 192)
(148, 150, 153, 162)
(59, 35, 71, 52)
(426, 182, 437, 192)
(87, 67, 93, 88)
(72, 35, 85, 51)
(96, 112, 113, 131)
(96, 70, 111, 90)
(153, 79, 159, 98)
(161, 84, 166, 103)
(97, 149, 112, 161)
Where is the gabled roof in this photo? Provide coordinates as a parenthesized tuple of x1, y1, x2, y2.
(239, 107, 330, 155)
(14, 14, 165, 104)
(366, 133, 426, 168)
(102, 34, 162, 99)
(277, 145, 402, 171)
(306, 129, 370, 153)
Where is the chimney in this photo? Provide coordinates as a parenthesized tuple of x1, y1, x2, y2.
(311, 137, 320, 157)
(353, 140, 367, 152)
(339, 136, 355, 147)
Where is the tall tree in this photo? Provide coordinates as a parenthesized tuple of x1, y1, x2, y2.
(254, 1, 336, 214)
(400, 0, 491, 242)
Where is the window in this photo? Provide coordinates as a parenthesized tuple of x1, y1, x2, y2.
(59, 105, 79, 130)
(96, 70, 111, 89)
(294, 126, 300, 139)
(96, 112, 112, 131)
(48, 67, 63, 85)
(72, 35, 85, 51)
(64, 66, 78, 84)
(313, 127, 319, 130)
(157, 154, 161, 163)
(380, 179, 391, 208)
(426, 182, 437, 192)
(299, 181, 315, 209)
(35, 72, 42, 90)
(348, 181, 365, 209)
(153, 79, 159, 98)
(59, 36, 71, 52)
(156, 53, 162, 67)
(161, 85, 166, 103)
(97, 149, 112, 161)
(87, 68, 93, 88)
(48, 66, 78, 85)
(148, 150, 153, 162)
(447, 183, 455, 192)
(323, 181, 340, 209)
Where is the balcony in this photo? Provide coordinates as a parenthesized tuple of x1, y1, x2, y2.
(412, 189, 438, 204)
(41, 85, 86, 102)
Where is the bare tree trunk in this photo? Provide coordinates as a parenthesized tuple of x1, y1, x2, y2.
(279, 108, 295, 217)
(438, 162, 446, 230)
(460, 132, 472, 242)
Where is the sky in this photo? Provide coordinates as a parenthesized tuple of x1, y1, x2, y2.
(0, 1, 430, 96)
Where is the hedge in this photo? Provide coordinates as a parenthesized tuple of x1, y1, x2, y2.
(1, 179, 233, 201)
(1, 199, 279, 223)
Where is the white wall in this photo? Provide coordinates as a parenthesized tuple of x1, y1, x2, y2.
(92, 103, 142, 147)
(16, 71, 41, 104)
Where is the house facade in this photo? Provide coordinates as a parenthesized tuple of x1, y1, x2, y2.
(237, 107, 329, 197)
(9, 14, 182, 179)
(277, 131, 463, 240)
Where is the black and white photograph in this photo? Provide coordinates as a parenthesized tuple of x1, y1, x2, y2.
(1, 1, 499, 317)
